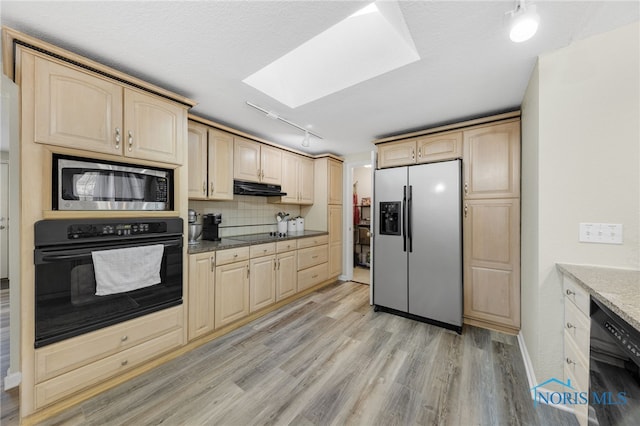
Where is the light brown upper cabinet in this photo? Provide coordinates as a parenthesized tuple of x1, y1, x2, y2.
(328, 159, 343, 205)
(377, 131, 463, 169)
(377, 140, 416, 168)
(34, 56, 185, 165)
(187, 124, 234, 200)
(416, 131, 462, 164)
(270, 151, 314, 205)
(463, 121, 520, 199)
(233, 137, 281, 185)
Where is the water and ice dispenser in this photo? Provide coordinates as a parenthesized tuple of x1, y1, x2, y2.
(379, 201, 401, 236)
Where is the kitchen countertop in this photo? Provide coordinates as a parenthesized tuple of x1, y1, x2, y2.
(557, 263, 640, 331)
(187, 230, 328, 254)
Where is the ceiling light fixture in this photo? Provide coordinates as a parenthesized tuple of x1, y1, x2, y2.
(246, 101, 322, 147)
(507, 0, 540, 43)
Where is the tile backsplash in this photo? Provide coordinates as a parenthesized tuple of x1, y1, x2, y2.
(189, 196, 301, 237)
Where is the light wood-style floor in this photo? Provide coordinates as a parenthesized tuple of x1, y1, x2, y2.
(352, 266, 370, 285)
(3, 282, 578, 425)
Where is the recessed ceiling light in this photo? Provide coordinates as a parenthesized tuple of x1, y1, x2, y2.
(243, 1, 420, 108)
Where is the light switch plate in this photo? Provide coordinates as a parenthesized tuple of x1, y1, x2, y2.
(579, 223, 623, 244)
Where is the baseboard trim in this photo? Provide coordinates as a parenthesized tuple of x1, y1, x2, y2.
(4, 369, 22, 390)
(516, 332, 575, 414)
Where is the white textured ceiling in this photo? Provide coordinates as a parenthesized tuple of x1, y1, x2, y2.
(1, 1, 639, 156)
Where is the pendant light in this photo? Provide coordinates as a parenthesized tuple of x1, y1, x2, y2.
(507, 0, 540, 43)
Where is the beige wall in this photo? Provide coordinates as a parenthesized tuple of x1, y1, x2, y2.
(521, 22, 640, 383)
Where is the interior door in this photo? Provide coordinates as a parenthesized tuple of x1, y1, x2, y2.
(373, 167, 407, 311)
(0, 162, 8, 279)
(407, 160, 462, 327)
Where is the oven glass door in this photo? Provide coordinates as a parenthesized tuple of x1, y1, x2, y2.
(34, 237, 182, 347)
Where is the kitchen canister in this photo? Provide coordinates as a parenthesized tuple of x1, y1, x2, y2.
(277, 221, 287, 235)
(287, 219, 297, 233)
(296, 217, 304, 232)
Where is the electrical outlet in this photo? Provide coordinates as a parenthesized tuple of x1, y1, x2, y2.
(579, 223, 623, 244)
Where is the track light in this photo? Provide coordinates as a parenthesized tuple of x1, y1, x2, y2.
(246, 101, 322, 148)
(507, 0, 539, 43)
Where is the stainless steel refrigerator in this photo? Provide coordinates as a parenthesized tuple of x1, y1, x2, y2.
(373, 159, 462, 333)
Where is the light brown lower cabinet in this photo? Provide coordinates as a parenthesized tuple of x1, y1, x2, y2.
(463, 198, 520, 331)
(33, 306, 183, 409)
(215, 260, 250, 329)
(249, 255, 276, 312)
(276, 251, 297, 301)
(188, 252, 215, 340)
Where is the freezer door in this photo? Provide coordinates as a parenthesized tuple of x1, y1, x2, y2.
(373, 167, 408, 312)
(408, 160, 462, 327)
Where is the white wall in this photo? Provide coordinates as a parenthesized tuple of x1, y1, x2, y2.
(353, 166, 372, 204)
(521, 21, 640, 384)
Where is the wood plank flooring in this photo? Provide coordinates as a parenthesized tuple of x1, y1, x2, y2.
(4, 282, 577, 425)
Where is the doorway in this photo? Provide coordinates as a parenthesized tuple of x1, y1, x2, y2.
(351, 165, 372, 285)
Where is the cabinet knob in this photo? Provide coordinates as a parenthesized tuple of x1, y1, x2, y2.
(566, 322, 575, 329)
(464, 182, 468, 195)
(411, 149, 415, 160)
(210, 182, 214, 194)
(312, 274, 319, 279)
(234, 253, 238, 258)
(464, 204, 468, 218)
(121, 360, 128, 366)
(211, 257, 215, 272)
(247, 266, 250, 278)
(565, 289, 575, 296)
(121, 335, 128, 342)
(273, 260, 277, 271)
(115, 127, 121, 149)
(418, 147, 421, 158)
(566, 357, 576, 366)
(203, 181, 206, 195)
(257, 169, 261, 178)
(128, 130, 133, 152)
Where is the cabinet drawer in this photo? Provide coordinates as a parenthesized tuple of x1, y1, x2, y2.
(298, 263, 328, 292)
(35, 327, 183, 409)
(564, 330, 590, 393)
(35, 306, 183, 383)
(250, 242, 276, 258)
(297, 235, 328, 249)
(276, 240, 297, 253)
(564, 298, 591, 365)
(216, 246, 250, 266)
(563, 276, 590, 317)
(297, 245, 328, 271)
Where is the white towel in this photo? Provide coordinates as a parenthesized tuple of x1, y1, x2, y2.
(92, 244, 164, 296)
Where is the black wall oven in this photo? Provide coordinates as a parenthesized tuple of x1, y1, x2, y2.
(34, 217, 183, 348)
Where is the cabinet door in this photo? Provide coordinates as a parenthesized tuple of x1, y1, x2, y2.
(377, 140, 416, 168)
(188, 122, 208, 199)
(328, 159, 343, 205)
(208, 129, 234, 200)
(215, 261, 250, 328)
(234, 137, 261, 183)
(463, 198, 520, 330)
(34, 56, 123, 154)
(299, 156, 315, 205)
(276, 252, 297, 300)
(279, 152, 299, 204)
(260, 145, 282, 185)
(188, 253, 215, 340)
(249, 255, 276, 312)
(416, 131, 462, 164)
(124, 88, 185, 165)
(463, 121, 520, 199)
(329, 205, 342, 244)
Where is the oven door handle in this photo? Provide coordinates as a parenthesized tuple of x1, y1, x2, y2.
(36, 240, 182, 264)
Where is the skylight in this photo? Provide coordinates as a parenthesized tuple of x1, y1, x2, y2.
(243, 1, 420, 108)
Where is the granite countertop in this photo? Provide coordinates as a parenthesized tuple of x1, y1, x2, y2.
(187, 230, 328, 254)
(557, 263, 640, 331)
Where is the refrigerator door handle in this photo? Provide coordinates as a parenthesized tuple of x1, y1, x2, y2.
(402, 185, 407, 252)
(408, 185, 413, 252)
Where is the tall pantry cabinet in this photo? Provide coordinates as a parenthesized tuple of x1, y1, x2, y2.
(303, 156, 343, 280)
(374, 112, 521, 334)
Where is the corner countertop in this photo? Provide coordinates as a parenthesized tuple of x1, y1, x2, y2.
(557, 263, 640, 331)
(187, 230, 328, 254)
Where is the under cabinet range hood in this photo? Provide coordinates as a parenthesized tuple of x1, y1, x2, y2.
(233, 180, 287, 197)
